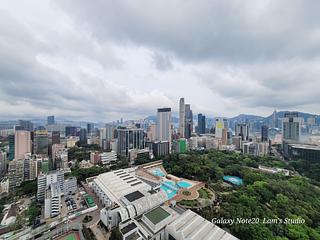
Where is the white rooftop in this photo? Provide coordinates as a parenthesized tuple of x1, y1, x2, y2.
(166, 210, 239, 240)
(93, 168, 151, 203)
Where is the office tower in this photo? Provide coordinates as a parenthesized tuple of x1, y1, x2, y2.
(271, 110, 278, 128)
(99, 128, 107, 149)
(179, 98, 185, 138)
(18, 120, 34, 131)
(152, 141, 170, 158)
(87, 123, 94, 135)
(79, 128, 87, 144)
(51, 131, 60, 144)
(222, 128, 228, 145)
(261, 125, 269, 142)
(47, 116, 55, 125)
(14, 130, 31, 160)
(282, 112, 301, 142)
(197, 114, 206, 134)
(33, 130, 49, 155)
(65, 126, 77, 137)
(0, 151, 7, 178)
(116, 128, 144, 157)
(215, 118, 228, 138)
(147, 123, 157, 141)
(8, 159, 24, 191)
(235, 123, 249, 141)
(106, 124, 115, 140)
(184, 104, 193, 139)
(8, 134, 15, 161)
(156, 108, 172, 143)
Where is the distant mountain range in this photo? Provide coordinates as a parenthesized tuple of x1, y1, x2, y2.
(146, 111, 319, 124)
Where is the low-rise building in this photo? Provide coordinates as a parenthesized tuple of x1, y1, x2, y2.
(89, 167, 239, 240)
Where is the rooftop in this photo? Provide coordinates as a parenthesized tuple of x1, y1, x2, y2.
(144, 206, 171, 225)
(124, 191, 144, 202)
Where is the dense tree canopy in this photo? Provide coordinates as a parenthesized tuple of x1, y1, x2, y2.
(163, 150, 320, 240)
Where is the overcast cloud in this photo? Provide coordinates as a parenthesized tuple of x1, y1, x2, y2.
(0, 0, 319, 121)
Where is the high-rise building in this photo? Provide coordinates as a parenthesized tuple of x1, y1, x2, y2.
(235, 123, 249, 141)
(271, 110, 278, 128)
(44, 182, 61, 219)
(282, 112, 301, 142)
(197, 114, 206, 134)
(215, 118, 228, 139)
(79, 128, 87, 144)
(106, 124, 115, 140)
(47, 116, 55, 125)
(14, 130, 31, 160)
(37, 170, 64, 202)
(116, 127, 145, 157)
(184, 104, 193, 139)
(151, 141, 170, 158)
(8, 159, 24, 191)
(261, 125, 269, 142)
(8, 134, 15, 161)
(147, 123, 157, 141)
(23, 153, 38, 181)
(17, 120, 34, 131)
(51, 131, 60, 144)
(156, 108, 172, 143)
(179, 98, 185, 138)
(33, 130, 49, 155)
(87, 123, 94, 135)
(0, 151, 7, 178)
(65, 126, 77, 137)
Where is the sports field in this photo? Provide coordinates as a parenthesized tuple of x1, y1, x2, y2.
(58, 232, 80, 240)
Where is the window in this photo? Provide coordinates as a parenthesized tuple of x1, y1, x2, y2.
(168, 234, 176, 240)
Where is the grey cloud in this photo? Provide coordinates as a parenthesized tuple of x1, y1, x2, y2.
(56, 0, 320, 63)
(152, 52, 173, 71)
(198, 59, 320, 109)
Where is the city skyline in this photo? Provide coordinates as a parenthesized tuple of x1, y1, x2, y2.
(1, 1, 320, 121)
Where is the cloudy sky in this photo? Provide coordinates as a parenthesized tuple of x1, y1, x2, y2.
(0, 0, 320, 121)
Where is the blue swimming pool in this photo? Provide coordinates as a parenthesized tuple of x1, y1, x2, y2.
(160, 180, 192, 199)
(160, 184, 177, 199)
(177, 181, 192, 188)
(150, 168, 166, 177)
(223, 176, 243, 186)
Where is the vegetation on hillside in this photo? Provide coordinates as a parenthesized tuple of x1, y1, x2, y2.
(163, 150, 320, 240)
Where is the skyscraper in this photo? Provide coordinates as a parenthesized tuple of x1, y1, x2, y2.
(14, 130, 31, 160)
(179, 98, 185, 138)
(282, 112, 301, 142)
(65, 126, 77, 137)
(261, 125, 269, 142)
(18, 120, 34, 131)
(197, 114, 206, 134)
(33, 130, 49, 155)
(184, 104, 193, 139)
(8, 134, 15, 161)
(79, 128, 87, 144)
(47, 116, 55, 125)
(156, 108, 172, 143)
(235, 123, 249, 141)
(116, 127, 144, 157)
(87, 123, 94, 135)
(215, 118, 228, 138)
(51, 131, 60, 144)
(271, 110, 278, 128)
